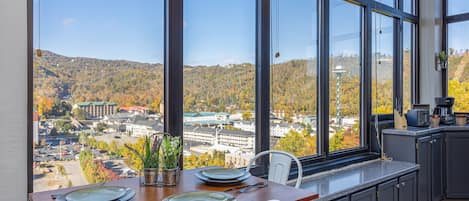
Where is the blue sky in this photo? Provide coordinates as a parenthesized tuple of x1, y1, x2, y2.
(34, 0, 396, 65)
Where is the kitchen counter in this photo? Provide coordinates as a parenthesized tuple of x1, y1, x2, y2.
(300, 159, 419, 201)
(383, 124, 469, 137)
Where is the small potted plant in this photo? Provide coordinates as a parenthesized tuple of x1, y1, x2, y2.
(161, 135, 182, 186)
(436, 51, 448, 71)
(125, 135, 161, 185)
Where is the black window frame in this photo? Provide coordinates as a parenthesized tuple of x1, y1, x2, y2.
(27, 0, 419, 193)
(442, 0, 469, 98)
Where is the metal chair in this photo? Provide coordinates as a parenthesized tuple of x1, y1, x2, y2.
(246, 150, 303, 188)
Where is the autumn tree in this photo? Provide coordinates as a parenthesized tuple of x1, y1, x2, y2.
(242, 111, 253, 121)
(272, 129, 317, 157)
(183, 151, 226, 169)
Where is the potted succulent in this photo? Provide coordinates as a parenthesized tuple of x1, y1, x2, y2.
(161, 135, 182, 186)
(125, 135, 161, 185)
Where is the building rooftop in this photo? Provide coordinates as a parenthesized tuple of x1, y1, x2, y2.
(75, 101, 117, 106)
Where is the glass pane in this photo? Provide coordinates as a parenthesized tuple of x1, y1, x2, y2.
(403, 22, 414, 113)
(183, 0, 255, 169)
(372, 13, 394, 114)
(375, 0, 395, 8)
(403, 0, 415, 14)
(33, 0, 164, 192)
(329, 0, 362, 152)
(448, 21, 469, 112)
(269, 0, 318, 157)
(448, 0, 469, 16)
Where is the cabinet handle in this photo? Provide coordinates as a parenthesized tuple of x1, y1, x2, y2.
(396, 184, 400, 189)
(401, 182, 406, 187)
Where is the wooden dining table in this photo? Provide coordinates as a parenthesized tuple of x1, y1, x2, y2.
(31, 167, 319, 201)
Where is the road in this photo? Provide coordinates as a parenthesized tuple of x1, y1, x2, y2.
(56, 160, 88, 187)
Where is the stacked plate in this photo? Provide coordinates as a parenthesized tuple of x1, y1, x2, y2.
(195, 168, 251, 186)
(162, 191, 236, 201)
(54, 186, 136, 201)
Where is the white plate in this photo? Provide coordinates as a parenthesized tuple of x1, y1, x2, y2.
(200, 168, 246, 180)
(162, 191, 236, 201)
(195, 171, 251, 185)
(64, 186, 128, 201)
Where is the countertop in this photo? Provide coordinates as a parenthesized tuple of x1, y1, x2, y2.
(383, 125, 469, 137)
(300, 159, 419, 201)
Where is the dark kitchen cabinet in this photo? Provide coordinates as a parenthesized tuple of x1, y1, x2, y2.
(417, 136, 432, 201)
(431, 134, 443, 201)
(383, 132, 443, 201)
(377, 179, 398, 201)
(398, 172, 417, 201)
(351, 187, 377, 201)
(445, 132, 469, 199)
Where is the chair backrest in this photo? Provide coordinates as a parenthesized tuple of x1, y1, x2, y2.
(246, 150, 303, 188)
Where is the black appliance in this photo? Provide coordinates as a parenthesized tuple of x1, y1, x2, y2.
(434, 97, 455, 125)
(406, 104, 430, 127)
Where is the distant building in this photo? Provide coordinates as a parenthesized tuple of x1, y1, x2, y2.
(126, 116, 164, 137)
(184, 126, 255, 153)
(225, 152, 254, 168)
(233, 121, 304, 138)
(73, 101, 117, 119)
(119, 106, 149, 114)
(33, 112, 39, 144)
(183, 112, 232, 126)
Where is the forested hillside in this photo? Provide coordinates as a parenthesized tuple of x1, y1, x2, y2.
(34, 50, 396, 116)
(448, 52, 469, 112)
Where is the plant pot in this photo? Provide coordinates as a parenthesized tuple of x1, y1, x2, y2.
(431, 116, 440, 128)
(142, 168, 158, 185)
(162, 168, 179, 186)
(455, 114, 467, 126)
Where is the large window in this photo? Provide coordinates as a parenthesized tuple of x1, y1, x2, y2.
(372, 13, 394, 114)
(269, 0, 318, 158)
(447, 21, 469, 112)
(32, 0, 164, 192)
(182, 0, 256, 169)
(29, 0, 419, 192)
(445, 0, 469, 112)
(329, 0, 362, 152)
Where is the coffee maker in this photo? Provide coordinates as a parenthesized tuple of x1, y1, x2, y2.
(434, 97, 455, 125)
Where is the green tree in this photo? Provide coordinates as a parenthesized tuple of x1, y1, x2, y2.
(96, 122, 108, 133)
(329, 130, 345, 152)
(72, 108, 87, 120)
(97, 141, 109, 150)
(108, 140, 121, 156)
(53, 120, 73, 132)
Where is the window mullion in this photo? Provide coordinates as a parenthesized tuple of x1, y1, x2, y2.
(318, 0, 330, 157)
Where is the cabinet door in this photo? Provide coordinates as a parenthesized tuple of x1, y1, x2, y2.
(431, 134, 443, 201)
(446, 132, 469, 198)
(377, 179, 398, 201)
(351, 187, 376, 201)
(399, 172, 417, 201)
(417, 136, 432, 201)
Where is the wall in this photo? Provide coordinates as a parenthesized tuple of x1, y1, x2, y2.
(419, 0, 443, 106)
(0, 0, 28, 200)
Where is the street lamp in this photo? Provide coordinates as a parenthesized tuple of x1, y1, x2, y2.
(332, 65, 346, 129)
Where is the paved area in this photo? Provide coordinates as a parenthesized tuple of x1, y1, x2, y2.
(57, 160, 88, 187)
